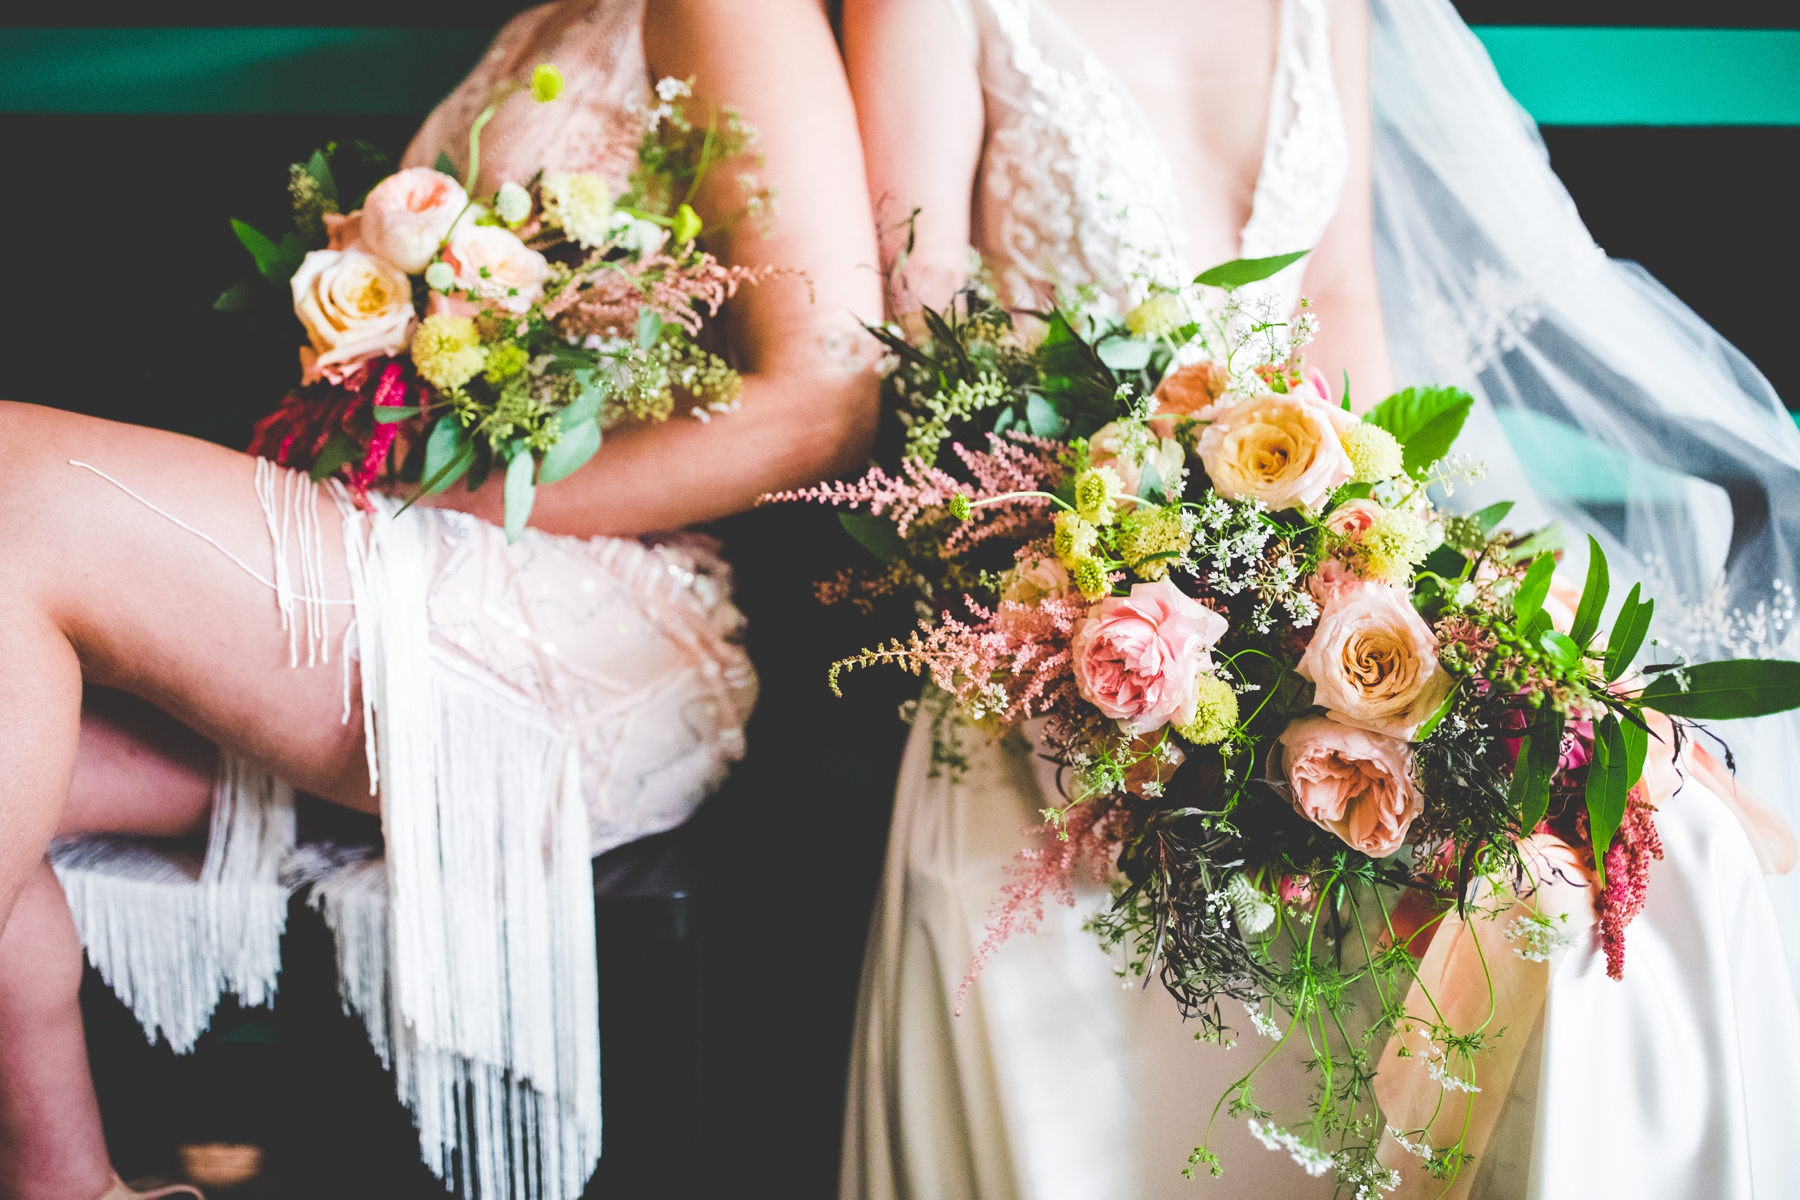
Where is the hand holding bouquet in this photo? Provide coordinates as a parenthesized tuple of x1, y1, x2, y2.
(228, 69, 769, 538)
(775, 251, 1800, 1189)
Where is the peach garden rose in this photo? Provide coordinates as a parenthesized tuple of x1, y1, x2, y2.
(441, 223, 551, 316)
(1196, 390, 1354, 512)
(1297, 581, 1453, 741)
(1279, 716, 1423, 857)
(357, 166, 469, 273)
(290, 247, 416, 385)
(1071, 579, 1228, 733)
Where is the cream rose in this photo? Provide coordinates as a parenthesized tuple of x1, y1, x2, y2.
(1002, 552, 1074, 607)
(1197, 391, 1354, 512)
(290, 247, 416, 385)
(441, 224, 550, 315)
(358, 167, 469, 273)
(1088, 420, 1187, 502)
(1298, 582, 1453, 741)
(1279, 716, 1422, 858)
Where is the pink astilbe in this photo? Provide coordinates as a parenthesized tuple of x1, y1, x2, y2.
(1578, 788, 1665, 979)
(542, 249, 774, 338)
(765, 431, 1064, 544)
(954, 792, 1133, 1015)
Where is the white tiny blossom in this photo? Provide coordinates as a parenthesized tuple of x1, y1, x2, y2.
(1504, 911, 1573, 962)
(495, 180, 532, 226)
(1242, 1000, 1282, 1039)
(1246, 1121, 1334, 1177)
(656, 76, 692, 101)
(424, 260, 456, 292)
(1386, 1126, 1432, 1160)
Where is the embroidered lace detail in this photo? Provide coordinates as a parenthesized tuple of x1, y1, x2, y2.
(976, 0, 1186, 310)
(1408, 259, 1543, 381)
(1237, 0, 1350, 314)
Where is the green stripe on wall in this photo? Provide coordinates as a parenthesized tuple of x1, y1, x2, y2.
(0, 26, 1796, 123)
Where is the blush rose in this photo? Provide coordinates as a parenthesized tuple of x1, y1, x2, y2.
(1197, 391, 1354, 512)
(1071, 579, 1228, 733)
(290, 247, 416, 385)
(1298, 582, 1453, 741)
(1279, 716, 1423, 857)
(441, 224, 551, 315)
(358, 167, 470, 274)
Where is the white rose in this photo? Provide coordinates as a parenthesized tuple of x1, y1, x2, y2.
(357, 167, 469, 274)
(1297, 583, 1453, 741)
(1088, 419, 1187, 502)
(290, 247, 416, 385)
(1197, 391, 1354, 512)
(441, 224, 550, 315)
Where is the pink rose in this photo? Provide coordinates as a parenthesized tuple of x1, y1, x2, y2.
(1197, 391, 1354, 512)
(1280, 716, 1422, 857)
(1309, 499, 1385, 603)
(1298, 583, 1453, 741)
(441, 224, 550, 315)
(1071, 580, 1228, 732)
(359, 167, 469, 273)
(1325, 498, 1383, 538)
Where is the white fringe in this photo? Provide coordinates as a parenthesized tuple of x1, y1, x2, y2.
(50, 757, 295, 1053)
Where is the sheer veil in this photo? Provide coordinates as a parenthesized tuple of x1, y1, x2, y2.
(1367, 0, 1800, 994)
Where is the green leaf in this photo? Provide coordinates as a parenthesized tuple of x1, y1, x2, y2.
(1620, 716, 1648, 801)
(1413, 680, 1460, 742)
(434, 150, 459, 183)
(230, 219, 307, 284)
(1137, 460, 1165, 503)
(992, 407, 1018, 436)
(1362, 386, 1474, 477)
(304, 148, 339, 209)
(636, 307, 664, 350)
(1340, 370, 1352, 412)
(1511, 713, 1564, 834)
(1096, 338, 1151, 371)
(1473, 501, 1514, 536)
(1605, 586, 1652, 681)
(1638, 659, 1800, 720)
(1026, 392, 1070, 439)
(1420, 543, 1469, 581)
(503, 446, 536, 544)
(213, 279, 258, 312)
(419, 416, 473, 495)
(372, 405, 421, 423)
(1512, 553, 1556, 628)
(1586, 716, 1630, 886)
(537, 417, 601, 484)
(1193, 250, 1310, 290)
(1506, 522, 1565, 564)
(839, 511, 908, 564)
(309, 433, 358, 483)
(1569, 536, 1610, 648)
(562, 371, 607, 428)
(1540, 629, 1582, 671)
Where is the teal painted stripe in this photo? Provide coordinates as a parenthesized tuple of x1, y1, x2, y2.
(0, 26, 1796, 123)
(0, 28, 493, 114)
(1472, 27, 1800, 126)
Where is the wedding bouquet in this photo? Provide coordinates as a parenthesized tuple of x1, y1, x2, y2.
(776, 252, 1800, 1190)
(226, 68, 766, 538)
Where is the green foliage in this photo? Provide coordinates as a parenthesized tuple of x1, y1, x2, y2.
(1362, 386, 1474, 477)
(1638, 659, 1800, 719)
(503, 444, 536, 544)
(213, 280, 257, 312)
(1511, 553, 1556, 628)
(1192, 250, 1310, 289)
(839, 511, 907, 564)
(1585, 716, 1631, 885)
(1510, 713, 1565, 833)
(1569, 535, 1610, 647)
(309, 433, 357, 483)
(434, 150, 459, 183)
(230, 219, 307, 285)
(419, 416, 473, 495)
(1604, 584, 1652, 681)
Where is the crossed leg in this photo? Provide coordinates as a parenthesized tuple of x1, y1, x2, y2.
(0, 401, 379, 1200)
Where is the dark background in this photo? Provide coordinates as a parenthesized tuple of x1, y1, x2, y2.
(3, 3, 1795, 1197)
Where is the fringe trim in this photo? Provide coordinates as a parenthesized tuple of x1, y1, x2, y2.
(49, 756, 296, 1053)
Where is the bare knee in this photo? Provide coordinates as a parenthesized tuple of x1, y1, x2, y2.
(0, 866, 85, 1016)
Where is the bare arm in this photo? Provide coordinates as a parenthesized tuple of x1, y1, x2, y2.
(1298, 0, 1392, 411)
(420, 0, 883, 537)
(841, 0, 986, 317)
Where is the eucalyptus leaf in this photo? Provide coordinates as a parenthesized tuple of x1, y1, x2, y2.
(372, 406, 421, 423)
(992, 407, 1018, 436)
(1096, 338, 1151, 371)
(420, 416, 473, 495)
(1585, 716, 1630, 887)
(1569, 535, 1610, 647)
(636, 308, 664, 350)
(434, 150, 459, 183)
(839, 511, 907, 564)
(1638, 659, 1800, 720)
(1473, 501, 1514, 536)
(305, 148, 339, 208)
(1512, 553, 1556, 628)
(1605, 586, 1652, 681)
(537, 417, 602, 484)
(213, 280, 257, 312)
(1026, 392, 1070, 438)
(1137, 460, 1165, 503)
(1193, 250, 1310, 290)
(1362, 386, 1474, 477)
(503, 447, 536, 544)
(230, 219, 307, 283)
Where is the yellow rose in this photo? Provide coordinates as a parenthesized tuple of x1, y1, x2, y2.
(1196, 392, 1354, 512)
(290, 247, 416, 385)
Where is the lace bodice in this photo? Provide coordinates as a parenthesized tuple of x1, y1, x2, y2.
(966, 0, 1348, 316)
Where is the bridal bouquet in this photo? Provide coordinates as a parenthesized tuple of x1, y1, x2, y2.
(226, 69, 766, 538)
(776, 253, 1800, 1191)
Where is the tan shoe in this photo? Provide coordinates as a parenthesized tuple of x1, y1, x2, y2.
(94, 1176, 205, 1200)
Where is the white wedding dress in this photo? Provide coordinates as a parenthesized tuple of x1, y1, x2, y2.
(840, 2, 1800, 1198)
